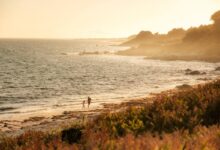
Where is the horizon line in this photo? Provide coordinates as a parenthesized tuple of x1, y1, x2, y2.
(0, 37, 126, 40)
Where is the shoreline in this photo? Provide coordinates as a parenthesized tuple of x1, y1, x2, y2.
(0, 78, 218, 136)
(117, 48, 220, 63)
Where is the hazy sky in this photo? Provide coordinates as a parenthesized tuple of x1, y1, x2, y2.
(1, 0, 220, 39)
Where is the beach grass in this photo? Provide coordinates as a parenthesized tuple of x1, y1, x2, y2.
(1, 80, 220, 150)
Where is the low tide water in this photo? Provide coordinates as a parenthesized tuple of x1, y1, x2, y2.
(0, 39, 219, 120)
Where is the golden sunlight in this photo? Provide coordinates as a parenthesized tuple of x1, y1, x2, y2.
(0, 0, 220, 38)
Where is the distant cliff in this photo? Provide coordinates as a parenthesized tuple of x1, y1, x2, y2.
(118, 10, 220, 62)
(122, 28, 186, 47)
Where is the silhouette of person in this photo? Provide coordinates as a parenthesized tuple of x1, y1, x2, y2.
(87, 96, 91, 108)
(82, 100, 85, 108)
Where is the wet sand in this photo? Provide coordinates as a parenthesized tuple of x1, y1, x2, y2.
(0, 79, 217, 137)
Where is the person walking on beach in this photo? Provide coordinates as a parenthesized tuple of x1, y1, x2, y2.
(82, 100, 85, 108)
(87, 96, 91, 108)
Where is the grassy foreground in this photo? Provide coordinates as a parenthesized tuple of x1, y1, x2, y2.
(1, 80, 220, 150)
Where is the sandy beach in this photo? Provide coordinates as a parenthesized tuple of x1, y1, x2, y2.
(1, 2, 220, 149)
(0, 78, 216, 137)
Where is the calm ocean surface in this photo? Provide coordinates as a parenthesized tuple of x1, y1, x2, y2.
(0, 39, 219, 120)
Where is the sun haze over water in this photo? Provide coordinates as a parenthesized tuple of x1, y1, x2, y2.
(1, 0, 220, 39)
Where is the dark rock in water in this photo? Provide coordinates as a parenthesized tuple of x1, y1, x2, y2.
(185, 70, 206, 75)
(176, 84, 192, 89)
(215, 67, 220, 71)
(185, 70, 200, 75)
(197, 78, 211, 81)
(3, 123, 7, 127)
(61, 53, 67, 55)
(0, 107, 15, 112)
(185, 68, 192, 72)
(63, 111, 73, 115)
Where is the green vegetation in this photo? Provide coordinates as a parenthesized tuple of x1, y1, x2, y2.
(119, 10, 220, 62)
(1, 80, 220, 150)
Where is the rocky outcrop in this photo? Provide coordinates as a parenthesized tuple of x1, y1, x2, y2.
(215, 67, 220, 71)
(185, 70, 206, 75)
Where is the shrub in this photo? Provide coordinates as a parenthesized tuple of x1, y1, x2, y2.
(1, 80, 220, 149)
(61, 127, 83, 144)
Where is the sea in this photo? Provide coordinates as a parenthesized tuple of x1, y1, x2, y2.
(0, 39, 219, 120)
